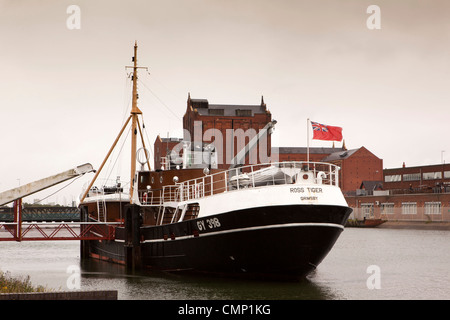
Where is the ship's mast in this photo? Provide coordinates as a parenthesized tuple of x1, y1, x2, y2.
(79, 42, 148, 205)
(130, 41, 142, 202)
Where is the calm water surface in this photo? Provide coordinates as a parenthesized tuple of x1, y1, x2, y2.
(0, 228, 449, 300)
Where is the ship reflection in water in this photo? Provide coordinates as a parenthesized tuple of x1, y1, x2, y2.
(79, 258, 338, 300)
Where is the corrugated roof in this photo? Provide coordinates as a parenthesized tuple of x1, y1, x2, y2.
(321, 148, 359, 161)
(189, 96, 267, 117)
(273, 147, 344, 154)
(196, 104, 265, 117)
(360, 181, 383, 190)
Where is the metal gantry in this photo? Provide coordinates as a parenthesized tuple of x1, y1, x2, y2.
(0, 199, 119, 241)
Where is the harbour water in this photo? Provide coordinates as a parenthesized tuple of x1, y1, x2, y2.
(0, 227, 449, 300)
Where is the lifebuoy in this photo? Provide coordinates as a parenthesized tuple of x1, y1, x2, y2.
(143, 192, 148, 204)
(195, 184, 199, 198)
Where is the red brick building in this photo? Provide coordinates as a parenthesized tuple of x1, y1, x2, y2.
(182, 94, 272, 169)
(322, 147, 383, 192)
(345, 163, 450, 223)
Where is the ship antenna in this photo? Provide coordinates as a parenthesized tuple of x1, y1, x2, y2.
(130, 41, 141, 202)
(126, 41, 148, 202)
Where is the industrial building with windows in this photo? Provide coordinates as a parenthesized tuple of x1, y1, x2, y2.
(155, 94, 272, 170)
(348, 163, 450, 223)
(153, 95, 450, 224)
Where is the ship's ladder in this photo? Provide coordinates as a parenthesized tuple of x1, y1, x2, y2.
(171, 204, 187, 223)
(97, 199, 107, 222)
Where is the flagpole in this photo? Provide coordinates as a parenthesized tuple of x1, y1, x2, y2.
(307, 118, 310, 164)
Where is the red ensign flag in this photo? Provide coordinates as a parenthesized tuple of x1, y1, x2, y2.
(311, 121, 343, 141)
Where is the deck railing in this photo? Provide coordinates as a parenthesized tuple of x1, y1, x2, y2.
(138, 161, 340, 206)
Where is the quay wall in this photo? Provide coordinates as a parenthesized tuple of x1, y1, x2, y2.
(0, 290, 118, 300)
(377, 221, 450, 231)
(345, 192, 450, 223)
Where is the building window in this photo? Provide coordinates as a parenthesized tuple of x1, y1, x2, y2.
(403, 173, 421, 181)
(424, 202, 441, 215)
(361, 203, 374, 218)
(444, 171, 450, 179)
(402, 202, 417, 214)
(381, 203, 395, 215)
(385, 174, 401, 182)
(235, 109, 252, 117)
(423, 171, 442, 180)
(209, 109, 224, 116)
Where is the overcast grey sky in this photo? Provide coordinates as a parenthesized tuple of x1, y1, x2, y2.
(1, 0, 449, 204)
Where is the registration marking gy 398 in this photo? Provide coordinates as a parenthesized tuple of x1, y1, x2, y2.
(197, 217, 221, 231)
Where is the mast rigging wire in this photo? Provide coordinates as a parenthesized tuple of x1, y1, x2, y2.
(138, 78, 181, 120)
(104, 126, 132, 185)
(33, 175, 83, 205)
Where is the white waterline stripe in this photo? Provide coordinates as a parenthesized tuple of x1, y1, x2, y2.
(133, 222, 344, 244)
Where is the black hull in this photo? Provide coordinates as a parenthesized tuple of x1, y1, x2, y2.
(83, 204, 352, 280)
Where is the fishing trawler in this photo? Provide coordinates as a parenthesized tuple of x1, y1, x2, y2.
(78, 43, 352, 280)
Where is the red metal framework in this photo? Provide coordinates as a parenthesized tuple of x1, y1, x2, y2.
(0, 199, 121, 242)
(0, 222, 120, 242)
